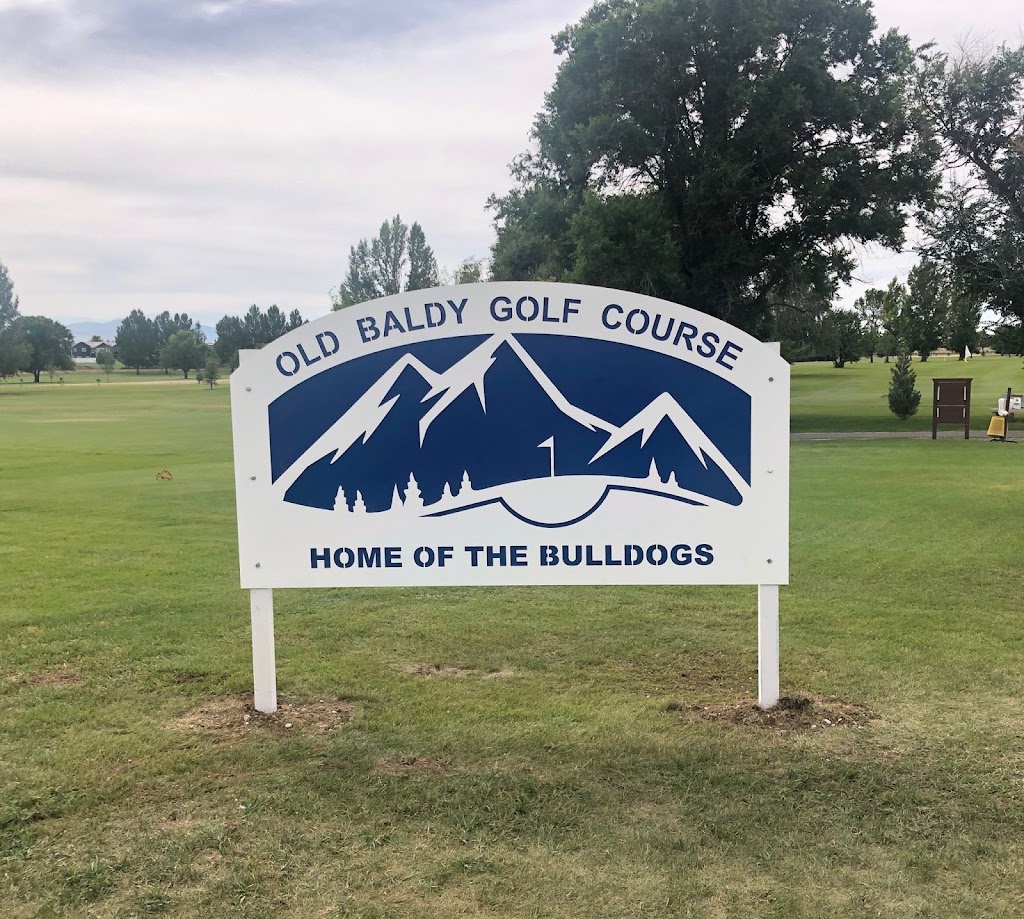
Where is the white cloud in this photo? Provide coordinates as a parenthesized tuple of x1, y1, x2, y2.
(0, 0, 591, 320)
(0, 0, 1021, 323)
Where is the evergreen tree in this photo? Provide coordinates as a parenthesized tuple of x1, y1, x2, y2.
(352, 490, 367, 514)
(887, 353, 921, 420)
(334, 486, 349, 512)
(331, 216, 439, 309)
(203, 357, 220, 389)
(404, 473, 424, 512)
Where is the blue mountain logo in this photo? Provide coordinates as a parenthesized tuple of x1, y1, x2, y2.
(271, 333, 750, 528)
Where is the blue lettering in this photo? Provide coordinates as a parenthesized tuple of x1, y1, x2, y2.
(716, 341, 743, 371)
(404, 307, 425, 332)
(465, 546, 484, 566)
(651, 314, 675, 342)
(696, 331, 720, 358)
(603, 545, 622, 566)
(602, 303, 624, 330)
(563, 298, 581, 322)
(696, 544, 714, 566)
(357, 317, 380, 343)
(316, 331, 340, 358)
(517, 296, 540, 321)
(510, 545, 527, 567)
(296, 342, 321, 367)
(425, 302, 446, 328)
(276, 351, 301, 376)
(673, 322, 698, 350)
(310, 547, 330, 568)
(670, 544, 693, 565)
(383, 311, 405, 337)
(625, 308, 650, 335)
(490, 296, 512, 321)
(333, 547, 355, 569)
(646, 544, 668, 566)
(540, 545, 558, 566)
(384, 547, 402, 568)
(357, 546, 381, 567)
(448, 298, 468, 323)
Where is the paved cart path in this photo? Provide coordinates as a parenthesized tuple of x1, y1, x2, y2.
(791, 430, 1009, 441)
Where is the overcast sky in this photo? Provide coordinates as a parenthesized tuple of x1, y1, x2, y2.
(1, 0, 1021, 325)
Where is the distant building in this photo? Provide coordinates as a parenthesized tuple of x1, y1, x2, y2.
(72, 339, 118, 360)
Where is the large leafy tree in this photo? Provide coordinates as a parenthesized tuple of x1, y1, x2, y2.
(331, 216, 439, 309)
(821, 308, 865, 368)
(918, 44, 1024, 327)
(159, 330, 208, 379)
(0, 257, 30, 378)
(15, 316, 74, 382)
(489, 0, 938, 332)
(115, 309, 159, 373)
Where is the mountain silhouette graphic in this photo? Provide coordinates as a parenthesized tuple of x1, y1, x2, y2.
(273, 333, 749, 525)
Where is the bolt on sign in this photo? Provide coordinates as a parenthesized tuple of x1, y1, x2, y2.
(231, 283, 790, 712)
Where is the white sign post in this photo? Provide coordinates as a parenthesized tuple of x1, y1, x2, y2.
(231, 283, 789, 712)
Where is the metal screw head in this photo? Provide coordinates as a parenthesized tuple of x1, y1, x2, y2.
(767, 559, 773, 564)
(768, 376, 774, 382)
(250, 475, 256, 481)
(245, 386, 252, 392)
(255, 563, 261, 568)
(767, 468, 774, 474)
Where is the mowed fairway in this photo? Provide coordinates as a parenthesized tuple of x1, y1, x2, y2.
(791, 354, 1022, 432)
(1, 379, 1023, 918)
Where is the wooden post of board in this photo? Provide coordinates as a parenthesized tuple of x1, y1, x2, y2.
(249, 588, 278, 713)
(758, 585, 780, 709)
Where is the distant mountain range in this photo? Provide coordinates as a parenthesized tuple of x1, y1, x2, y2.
(66, 320, 218, 342)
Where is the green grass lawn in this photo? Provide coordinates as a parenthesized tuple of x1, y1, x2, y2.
(2, 381, 1023, 918)
(792, 354, 1023, 432)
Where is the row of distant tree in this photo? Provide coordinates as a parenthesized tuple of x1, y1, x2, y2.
(0, 259, 316, 382)
(775, 258, 1012, 368)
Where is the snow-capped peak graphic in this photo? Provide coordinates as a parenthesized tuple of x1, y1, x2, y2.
(271, 333, 751, 527)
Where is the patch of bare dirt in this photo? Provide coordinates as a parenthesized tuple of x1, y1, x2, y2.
(14, 667, 84, 688)
(171, 694, 353, 737)
(374, 754, 450, 776)
(672, 695, 878, 734)
(405, 663, 476, 678)
(404, 663, 515, 679)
